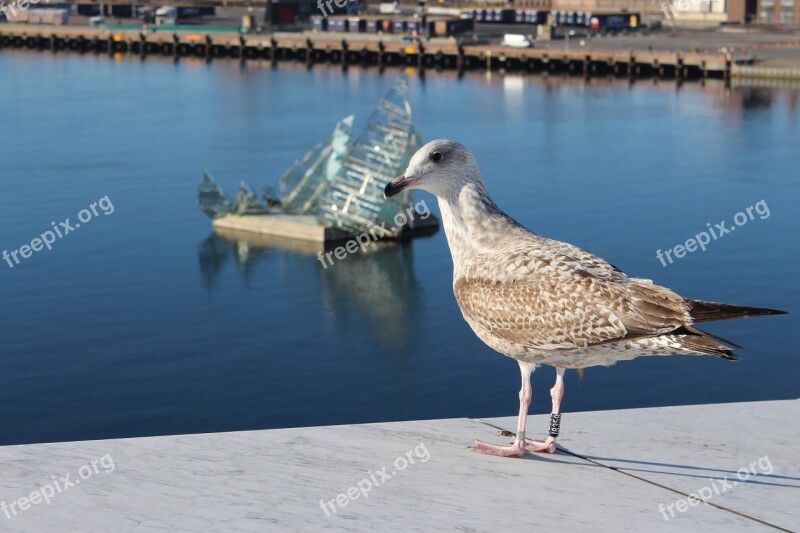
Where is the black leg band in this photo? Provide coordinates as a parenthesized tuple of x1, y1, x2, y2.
(549, 413, 561, 438)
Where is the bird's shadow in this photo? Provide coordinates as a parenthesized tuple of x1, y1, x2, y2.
(552, 447, 800, 489)
(480, 421, 800, 489)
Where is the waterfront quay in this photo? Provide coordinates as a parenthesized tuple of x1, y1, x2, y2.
(0, 400, 796, 531)
(0, 24, 745, 81)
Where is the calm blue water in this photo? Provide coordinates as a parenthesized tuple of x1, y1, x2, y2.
(1, 53, 797, 446)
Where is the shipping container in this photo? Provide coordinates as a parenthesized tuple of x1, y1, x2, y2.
(428, 17, 473, 37)
(10, 8, 69, 25)
(76, 4, 100, 16)
(311, 15, 327, 31)
(347, 17, 366, 32)
(329, 18, 347, 31)
(109, 5, 133, 18)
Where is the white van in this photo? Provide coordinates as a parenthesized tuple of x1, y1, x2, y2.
(155, 6, 178, 25)
(501, 34, 533, 48)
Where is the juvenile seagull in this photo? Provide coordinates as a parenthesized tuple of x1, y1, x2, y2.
(385, 139, 786, 458)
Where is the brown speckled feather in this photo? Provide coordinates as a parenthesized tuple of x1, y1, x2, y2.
(455, 262, 690, 352)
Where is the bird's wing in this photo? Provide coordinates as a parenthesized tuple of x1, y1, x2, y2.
(469, 209, 625, 282)
(527, 236, 627, 282)
(455, 243, 691, 350)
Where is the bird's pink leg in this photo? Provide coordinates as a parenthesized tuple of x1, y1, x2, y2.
(525, 367, 565, 454)
(470, 362, 534, 458)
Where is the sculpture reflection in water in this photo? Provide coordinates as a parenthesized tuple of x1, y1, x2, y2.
(197, 227, 433, 351)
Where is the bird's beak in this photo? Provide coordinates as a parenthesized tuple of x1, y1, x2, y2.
(384, 174, 412, 198)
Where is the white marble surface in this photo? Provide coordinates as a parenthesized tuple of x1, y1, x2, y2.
(0, 400, 797, 532)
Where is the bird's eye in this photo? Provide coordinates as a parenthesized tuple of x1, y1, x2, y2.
(430, 151, 442, 163)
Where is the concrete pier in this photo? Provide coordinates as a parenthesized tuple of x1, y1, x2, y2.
(0, 25, 749, 81)
(0, 399, 796, 531)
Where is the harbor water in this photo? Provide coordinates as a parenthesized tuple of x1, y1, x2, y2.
(0, 51, 797, 445)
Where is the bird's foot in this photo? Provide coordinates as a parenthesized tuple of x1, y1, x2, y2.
(524, 436, 556, 454)
(470, 436, 526, 458)
(495, 429, 557, 454)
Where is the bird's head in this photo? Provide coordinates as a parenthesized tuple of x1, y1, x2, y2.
(384, 139, 483, 200)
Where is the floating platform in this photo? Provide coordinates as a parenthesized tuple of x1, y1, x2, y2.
(0, 399, 796, 531)
(211, 213, 439, 243)
(212, 214, 350, 243)
(211, 225, 330, 255)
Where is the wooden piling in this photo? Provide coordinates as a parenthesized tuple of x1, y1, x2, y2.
(628, 51, 635, 79)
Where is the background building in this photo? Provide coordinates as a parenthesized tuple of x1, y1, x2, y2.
(757, 0, 800, 22)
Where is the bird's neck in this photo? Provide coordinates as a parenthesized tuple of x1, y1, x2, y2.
(437, 180, 517, 277)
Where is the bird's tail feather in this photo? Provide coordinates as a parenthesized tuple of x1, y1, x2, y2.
(673, 329, 739, 361)
(681, 324, 742, 349)
(687, 299, 787, 323)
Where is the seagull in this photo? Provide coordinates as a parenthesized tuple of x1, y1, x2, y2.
(384, 139, 786, 458)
